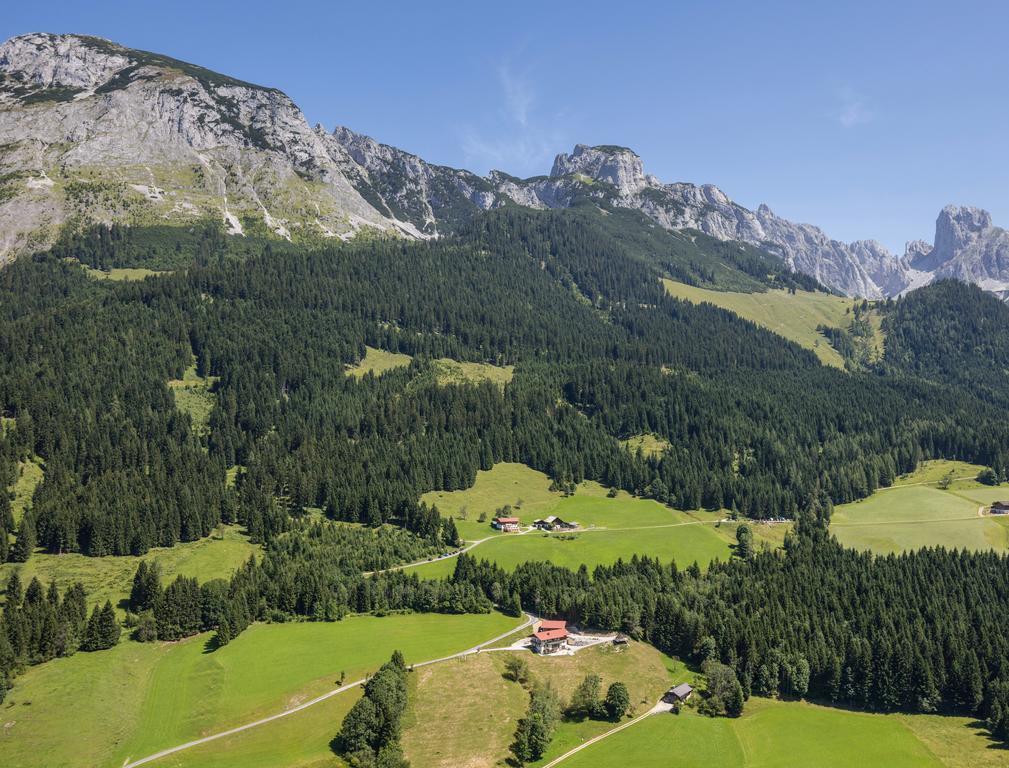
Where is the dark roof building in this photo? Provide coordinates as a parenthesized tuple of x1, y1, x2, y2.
(664, 683, 694, 703)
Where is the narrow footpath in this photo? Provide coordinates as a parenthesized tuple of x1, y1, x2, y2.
(540, 699, 672, 768)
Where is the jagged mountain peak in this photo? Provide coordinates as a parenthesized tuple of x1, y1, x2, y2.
(934, 204, 993, 255)
(550, 143, 649, 195)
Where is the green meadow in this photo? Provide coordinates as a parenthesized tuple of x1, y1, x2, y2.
(620, 433, 670, 458)
(168, 363, 218, 438)
(345, 345, 413, 378)
(7, 456, 43, 524)
(662, 279, 879, 368)
(562, 699, 956, 768)
(417, 463, 788, 578)
(345, 347, 513, 390)
(831, 459, 1009, 554)
(402, 641, 682, 768)
(0, 525, 258, 612)
(0, 611, 521, 768)
(86, 266, 172, 281)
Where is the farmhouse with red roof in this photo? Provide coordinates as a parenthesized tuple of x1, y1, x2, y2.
(531, 619, 569, 654)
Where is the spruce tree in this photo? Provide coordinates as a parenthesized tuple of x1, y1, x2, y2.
(10, 513, 35, 562)
(603, 682, 630, 720)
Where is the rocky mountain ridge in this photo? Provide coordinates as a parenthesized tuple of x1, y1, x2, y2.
(1, 32, 1007, 299)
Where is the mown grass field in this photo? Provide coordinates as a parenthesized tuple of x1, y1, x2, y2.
(0, 611, 522, 768)
(562, 698, 958, 768)
(661, 279, 873, 368)
(0, 525, 258, 612)
(421, 462, 559, 541)
(402, 641, 681, 768)
(418, 463, 786, 577)
(831, 459, 1009, 554)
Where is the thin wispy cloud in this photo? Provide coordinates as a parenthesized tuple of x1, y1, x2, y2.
(836, 86, 873, 128)
(499, 65, 532, 128)
(460, 64, 566, 177)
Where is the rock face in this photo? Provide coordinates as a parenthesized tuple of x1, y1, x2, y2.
(492, 144, 906, 297)
(0, 32, 424, 258)
(901, 206, 1009, 297)
(326, 126, 501, 235)
(3, 33, 1009, 300)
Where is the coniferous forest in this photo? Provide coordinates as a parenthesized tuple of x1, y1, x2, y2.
(4, 206, 1009, 743)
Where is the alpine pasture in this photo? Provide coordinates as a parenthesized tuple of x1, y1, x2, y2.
(0, 612, 522, 768)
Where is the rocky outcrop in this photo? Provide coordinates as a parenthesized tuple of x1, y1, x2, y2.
(326, 126, 500, 235)
(488, 144, 907, 297)
(0, 33, 425, 260)
(901, 206, 1009, 294)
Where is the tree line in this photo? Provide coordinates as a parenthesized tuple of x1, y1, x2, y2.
(0, 572, 118, 703)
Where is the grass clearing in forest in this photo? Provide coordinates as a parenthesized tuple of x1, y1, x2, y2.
(168, 363, 217, 438)
(7, 456, 44, 524)
(0, 611, 522, 768)
(345, 346, 413, 377)
(831, 459, 1009, 554)
(418, 463, 784, 576)
(86, 266, 172, 281)
(661, 279, 865, 368)
(620, 433, 670, 458)
(562, 698, 949, 768)
(0, 525, 257, 612)
(432, 358, 514, 388)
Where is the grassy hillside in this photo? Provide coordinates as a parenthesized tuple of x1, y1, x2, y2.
(85, 266, 172, 281)
(0, 525, 257, 612)
(661, 279, 868, 368)
(0, 612, 522, 768)
(345, 348, 513, 389)
(421, 462, 559, 541)
(561, 699, 948, 768)
(831, 459, 1009, 554)
(418, 463, 787, 576)
(7, 456, 43, 524)
(431, 358, 514, 388)
(417, 474, 785, 579)
(402, 642, 679, 768)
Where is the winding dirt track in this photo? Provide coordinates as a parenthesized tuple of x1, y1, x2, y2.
(122, 613, 535, 768)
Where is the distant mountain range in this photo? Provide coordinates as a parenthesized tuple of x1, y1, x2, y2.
(2, 32, 1008, 298)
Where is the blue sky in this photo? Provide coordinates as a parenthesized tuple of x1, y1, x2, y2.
(4, 0, 1008, 253)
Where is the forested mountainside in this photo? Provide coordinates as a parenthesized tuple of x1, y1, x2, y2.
(3, 204, 1009, 563)
(6, 198, 1009, 752)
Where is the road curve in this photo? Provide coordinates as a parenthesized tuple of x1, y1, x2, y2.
(122, 613, 536, 768)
